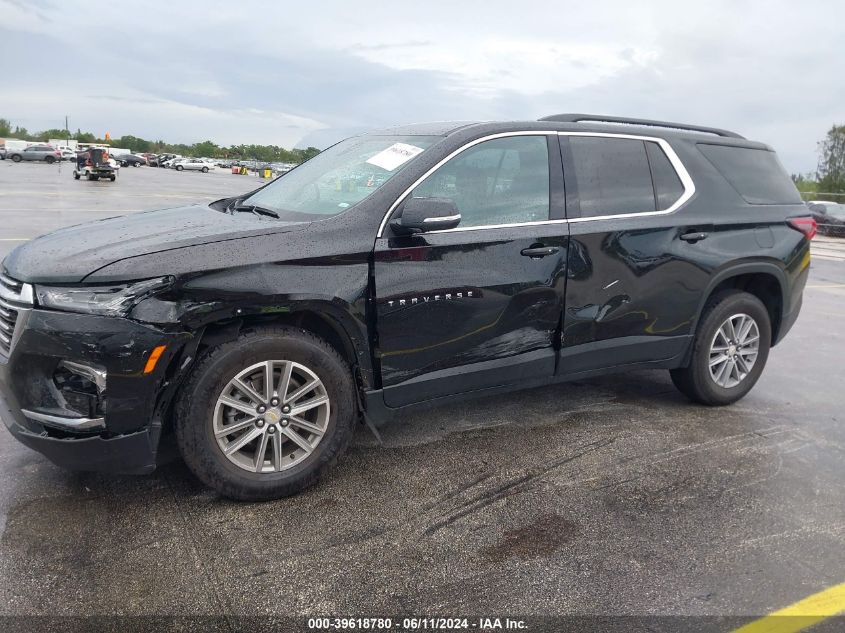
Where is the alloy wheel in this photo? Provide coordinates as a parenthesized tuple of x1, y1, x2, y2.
(708, 313, 760, 388)
(213, 360, 330, 473)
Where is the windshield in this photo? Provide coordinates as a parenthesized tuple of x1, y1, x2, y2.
(240, 135, 439, 220)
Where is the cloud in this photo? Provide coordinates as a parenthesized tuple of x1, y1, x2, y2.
(1, 0, 842, 172)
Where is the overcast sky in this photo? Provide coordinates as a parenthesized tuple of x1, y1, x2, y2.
(2, 0, 843, 173)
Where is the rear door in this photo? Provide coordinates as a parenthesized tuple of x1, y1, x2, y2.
(558, 133, 707, 374)
(373, 133, 569, 407)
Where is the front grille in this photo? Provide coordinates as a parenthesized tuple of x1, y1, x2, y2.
(0, 271, 32, 357)
(0, 273, 22, 295)
(0, 300, 17, 355)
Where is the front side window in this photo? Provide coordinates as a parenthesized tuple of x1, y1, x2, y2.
(409, 135, 550, 228)
(242, 135, 439, 221)
(569, 136, 656, 217)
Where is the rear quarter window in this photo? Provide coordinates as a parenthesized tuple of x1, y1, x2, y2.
(645, 141, 684, 210)
(698, 143, 802, 205)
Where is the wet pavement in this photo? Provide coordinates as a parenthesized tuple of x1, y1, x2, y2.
(0, 162, 843, 625)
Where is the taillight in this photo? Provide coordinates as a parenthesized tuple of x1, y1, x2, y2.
(788, 217, 817, 240)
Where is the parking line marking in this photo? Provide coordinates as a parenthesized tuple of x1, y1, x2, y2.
(732, 582, 845, 633)
(0, 238, 29, 241)
(806, 284, 845, 288)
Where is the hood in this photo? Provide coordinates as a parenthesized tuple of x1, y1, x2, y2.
(3, 204, 308, 283)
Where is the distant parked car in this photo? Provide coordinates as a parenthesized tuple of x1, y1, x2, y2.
(157, 153, 180, 167)
(807, 201, 845, 237)
(7, 144, 62, 163)
(58, 149, 77, 161)
(269, 162, 296, 174)
(115, 154, 146, 167)
(170, 158, 213, 172)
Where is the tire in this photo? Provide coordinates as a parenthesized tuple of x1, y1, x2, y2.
(201, 166, 209, 173)
(175, 165, 183, 171)
(174, 325, 356, 501)
(11, 154, 21, 163)
(45, 156, 55, 164)
(109, 175, 116, 182)
(133, 162, 140, 167)
(73, 171, 80, 180)
(670, 290, 771, 406)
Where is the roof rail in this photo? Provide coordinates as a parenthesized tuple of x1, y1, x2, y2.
(538, 113, 745, 139)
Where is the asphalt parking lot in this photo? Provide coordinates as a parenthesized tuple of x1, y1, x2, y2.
(1, 161, 844, 629)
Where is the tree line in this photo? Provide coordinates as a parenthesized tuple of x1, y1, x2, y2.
(786, 124, 845, 199)
(0, 118, 321, 163)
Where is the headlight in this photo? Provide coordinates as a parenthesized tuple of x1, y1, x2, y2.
(35, 277, 173, 317)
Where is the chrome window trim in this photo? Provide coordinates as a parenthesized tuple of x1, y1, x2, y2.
(563, 132, 695, 224)
(375, 130, 695, 237)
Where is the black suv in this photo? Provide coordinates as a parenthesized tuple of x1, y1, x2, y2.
(0, 114, 814, 500)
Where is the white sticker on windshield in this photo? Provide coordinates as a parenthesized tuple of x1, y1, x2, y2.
(365, 143, 424, 171)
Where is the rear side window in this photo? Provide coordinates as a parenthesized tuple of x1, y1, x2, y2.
(569, 137, 656, 217)
(698, 144, 802, 205)
(645, 141, 684, 210)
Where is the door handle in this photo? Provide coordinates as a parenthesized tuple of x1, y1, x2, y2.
(520, 246, 560, 258)
(680, 231, 709, 243)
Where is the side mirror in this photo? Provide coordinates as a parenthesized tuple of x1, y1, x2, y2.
(391, 197, 461, 234)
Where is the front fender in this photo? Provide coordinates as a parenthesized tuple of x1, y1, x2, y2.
(130, 261, 373, 384)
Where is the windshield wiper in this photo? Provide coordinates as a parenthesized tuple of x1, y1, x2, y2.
(232, 204, 280, 219)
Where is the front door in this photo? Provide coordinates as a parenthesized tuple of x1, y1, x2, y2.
(373, 133, 568, 408)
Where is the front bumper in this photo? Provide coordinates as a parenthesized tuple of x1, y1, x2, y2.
(0, 308, 190, 474)
(2, 392, 159, 474)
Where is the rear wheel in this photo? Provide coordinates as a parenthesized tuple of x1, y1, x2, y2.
(109, 175, 116, 182)
(201, 166, 209, 173)
(45, 155, 55, 164)
(73, 171, 80, 180)
(175, 165, 183, 171)
(11, 154, 21, 162)
(670, 290, 771, 406)
(175, 326, 356, 501)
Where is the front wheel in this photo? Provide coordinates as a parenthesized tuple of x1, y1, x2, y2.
(73, 171, 80, 180)
(201, 166, 209, 173)
(174, 326, 356, 501)
(10, 154, 21, 162)
(671, 290, 771, 406)
(175, 165, 183, 171)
